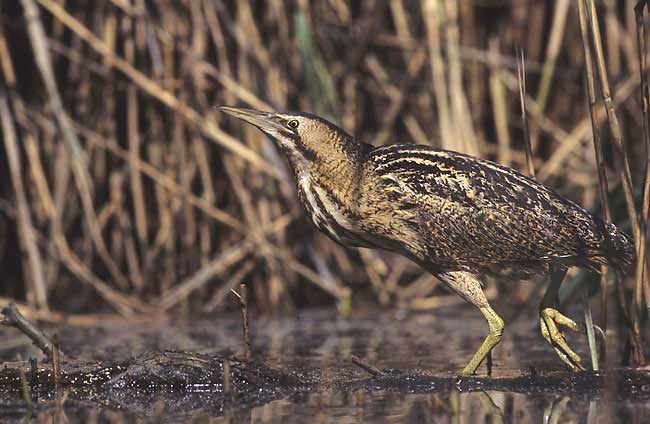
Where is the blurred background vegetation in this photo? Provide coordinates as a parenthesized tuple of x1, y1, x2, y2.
(0, 0, 648, 326)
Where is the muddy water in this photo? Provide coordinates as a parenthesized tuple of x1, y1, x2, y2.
(1, 304, 649, 423)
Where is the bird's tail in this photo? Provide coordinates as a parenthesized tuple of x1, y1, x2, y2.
(596, 221, 635, 274)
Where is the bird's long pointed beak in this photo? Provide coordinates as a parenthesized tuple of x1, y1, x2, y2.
(218, 106, 286, 134)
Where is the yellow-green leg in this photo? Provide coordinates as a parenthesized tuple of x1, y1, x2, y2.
(539, 266, 585, 371)
(437, 271, 504, 376)
(461, 306, 504, 375)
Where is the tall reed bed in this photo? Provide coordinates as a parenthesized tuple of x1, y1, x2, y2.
(0, 0, 648, 355)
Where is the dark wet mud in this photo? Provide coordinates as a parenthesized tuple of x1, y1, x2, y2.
(1, 305, 650, 422)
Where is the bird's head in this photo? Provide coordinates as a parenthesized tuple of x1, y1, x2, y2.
(219, 107, 362, 170)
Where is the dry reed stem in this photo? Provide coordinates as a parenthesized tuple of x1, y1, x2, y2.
(24, 134, 56, 220)
(344, 1, 389, 73)
(531, 0, 570, 149)
(578, 0, 613, 336)
(402, 114, 430, 146)
(422, 0, 453, 150)
(109, 0, 144, 16)
(358, 249, 389, 305)
(0, 24, 16, 86)
(445, 0, 479, 156)
(47, 142, 70, 288)
(633, 1, 650, 316)
(308, 244, 352, 301)
(389, 0, 413, 63)
(517, 49, 536, 178)
(460, 2, 482, 124)
(0, 93, 48, 312)
(125, 29, 148, 250)
(489, 38, 511, 167)
(202, 0, 234, 105)
(605, 0, 622, 76)
(201, 66, 272, 111)
(111, 174, 144, 290)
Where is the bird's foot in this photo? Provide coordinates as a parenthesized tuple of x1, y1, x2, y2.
(539, 308, 585, 372)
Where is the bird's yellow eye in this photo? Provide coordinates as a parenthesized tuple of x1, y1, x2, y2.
(287, 119, 299, 129)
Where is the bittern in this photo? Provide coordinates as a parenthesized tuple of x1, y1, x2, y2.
(219, 107, 634, 375)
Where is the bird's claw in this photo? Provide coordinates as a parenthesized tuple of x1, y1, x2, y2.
(540, 308, 585, 372)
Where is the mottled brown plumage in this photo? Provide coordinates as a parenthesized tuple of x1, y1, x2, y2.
(361, 144, 634, 276)
(219, 107, 634, 375)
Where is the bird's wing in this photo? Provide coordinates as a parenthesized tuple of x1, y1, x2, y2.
(364, 145, 605, 268)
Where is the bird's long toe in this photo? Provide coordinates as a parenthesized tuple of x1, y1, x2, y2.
(540, 308, 585, 372)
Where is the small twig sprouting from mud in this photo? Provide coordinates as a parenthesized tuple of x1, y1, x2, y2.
(18, 365, 33, 414)
(231, 283, 251, 360)
(486, 352, 493, 376)
(52, 341, 61, 386)
(240, 284, 250, 359)
(223, 358, 232, 398)
(350, 355, 385, 377)
(584, 293, 599, 371)
(29, 358, 38, 388)
(1, 303, 54, 357)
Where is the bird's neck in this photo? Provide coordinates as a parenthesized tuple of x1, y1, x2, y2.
(288, 139, 367, 206)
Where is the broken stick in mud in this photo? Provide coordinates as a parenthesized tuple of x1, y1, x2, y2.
(350, 355, 385, 377)
(1, 303, 54, 357)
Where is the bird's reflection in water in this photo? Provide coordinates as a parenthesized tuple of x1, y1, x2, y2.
(544, 396, 571, 424)
(449, 390, 592, 424)
(451, 390, 504, 424)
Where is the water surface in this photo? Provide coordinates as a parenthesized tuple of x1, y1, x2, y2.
(1, 305, 648, 423)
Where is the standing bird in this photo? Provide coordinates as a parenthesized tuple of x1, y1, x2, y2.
(219, 107, 634, 375)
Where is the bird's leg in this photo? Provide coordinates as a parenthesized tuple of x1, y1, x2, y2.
(539, 266, 585, 371)
(437, 271, 504, 376)
(463, 305, 505, 376)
